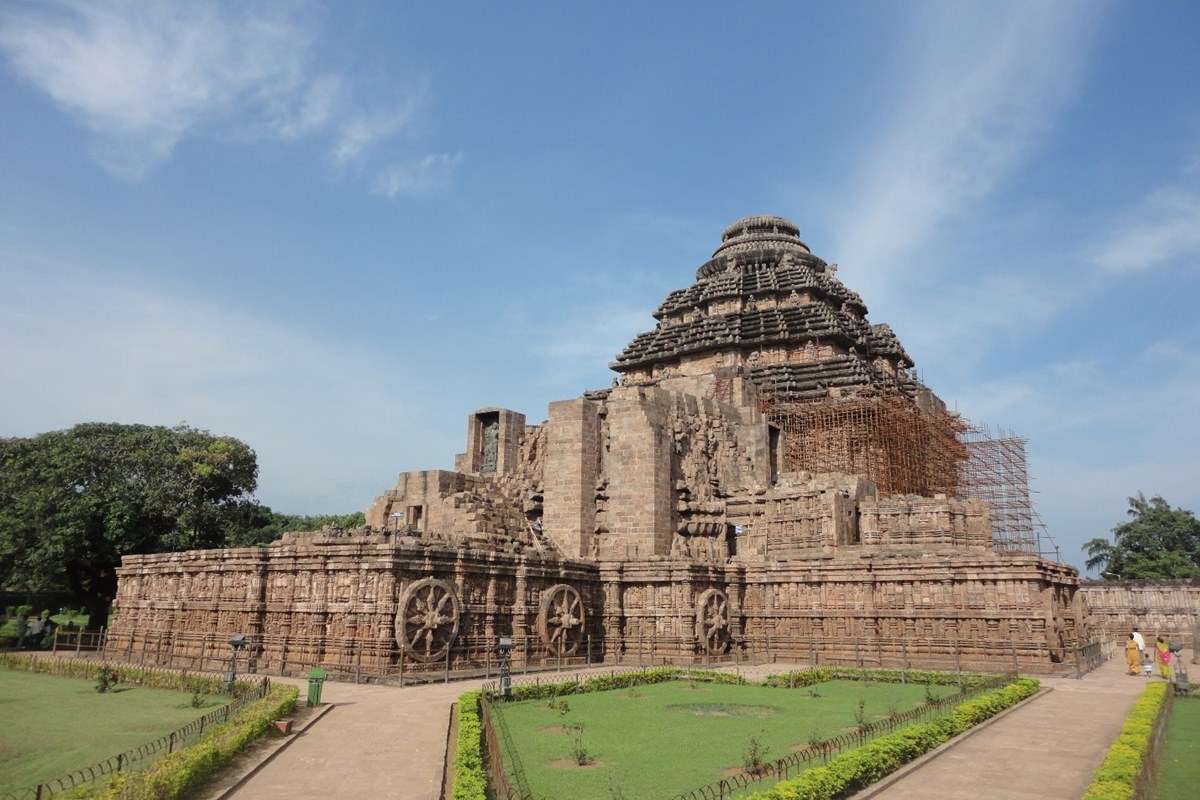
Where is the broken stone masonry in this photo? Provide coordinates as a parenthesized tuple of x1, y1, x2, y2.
(106, 216, 1085, 676)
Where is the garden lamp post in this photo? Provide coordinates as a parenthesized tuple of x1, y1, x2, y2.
(497, 636, 513, 699)
(225, 633, 247, 691)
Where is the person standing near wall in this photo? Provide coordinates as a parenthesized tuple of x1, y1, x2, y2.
(1156, 636, 1173, 680)
(1125, 633, 1141, 675)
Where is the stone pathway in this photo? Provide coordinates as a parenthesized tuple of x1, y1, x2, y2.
(870, 655, 1153, 800)
(230, 657, 1163, 800)
(230, 665, 632, 800)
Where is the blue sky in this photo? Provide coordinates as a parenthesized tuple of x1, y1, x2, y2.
(2, 1, 1198, 574)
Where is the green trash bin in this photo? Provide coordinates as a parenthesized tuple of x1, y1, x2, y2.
(307, 667, 327, 707)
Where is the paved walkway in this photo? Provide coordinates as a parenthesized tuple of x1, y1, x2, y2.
(231, 657, 1167, 800)
(231, 666, 629, 800)
(872, 656, 1154, 800)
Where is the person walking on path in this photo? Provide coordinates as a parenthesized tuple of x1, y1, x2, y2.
(1132, 627, 1145, 654)
(1155, 636, 1173, 680)
(1124, 634, 1141, 675)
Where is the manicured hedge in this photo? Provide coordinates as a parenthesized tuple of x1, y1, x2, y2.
(505, 667, 746, 701)
(1080, 682, 1169, 800)
(762, 667, 996, 689)
(451, 691, 487, 800)
(744, 677, 1041, 800)
(72, 684, 299, 800)
(0, 653, 258, 696)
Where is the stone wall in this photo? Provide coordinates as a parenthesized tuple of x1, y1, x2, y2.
(107, 533, 603, 675)
(1079, 580, 1200, 647)
(106, 530, 1083, 677)
(742, 553, 1080, 671)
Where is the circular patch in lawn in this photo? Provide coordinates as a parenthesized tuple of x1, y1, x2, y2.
(549, 758, 605, 769)
(666, 703, 782, 718)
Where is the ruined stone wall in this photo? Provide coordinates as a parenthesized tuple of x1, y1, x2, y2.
(365, 422, 547, 550)
(740, 554, 1081, 672)
(594, 385, 769, 560)
(106, 535, 603, 676)
(105, 531, 1083, 676)
(859, 496, 991, 549)
(1079, 581, 1200, 647)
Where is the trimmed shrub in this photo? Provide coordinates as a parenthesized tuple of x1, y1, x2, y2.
(72, 684, 298, 800)
(1081, 682, 1168, 800)
(0, 653, 257, 696)
(744, 678, 1040, 800)
(452, 691, 487, 800)
(762, 667, 996, 689)
(505, 667, 745, 701)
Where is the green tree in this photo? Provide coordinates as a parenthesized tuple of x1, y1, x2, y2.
(0, 423, 259, 626)
(224, 508, 366, 547)
(1084, 494, 1200, 579)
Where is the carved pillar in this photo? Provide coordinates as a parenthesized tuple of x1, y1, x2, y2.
(726, 563, 745, 647)
(485, 574, 497, 644)
(676, 565, 694, 655)
(513, 559, 529, 665)
(600, 563, 623, 661)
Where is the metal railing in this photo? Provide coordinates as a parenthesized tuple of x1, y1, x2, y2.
(49, 628, 107, 654)
(480, 692, 534, 800)
(2, 679, 271, 800)
(1073, 639, 1110, 678)
(92, 628, 1086, 688)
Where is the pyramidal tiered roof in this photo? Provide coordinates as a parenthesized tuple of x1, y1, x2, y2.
(611, 215, 921, 403)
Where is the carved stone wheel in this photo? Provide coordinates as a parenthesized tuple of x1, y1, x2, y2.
(396, 578, 461, 662)
(537, 584, 585, 656)
(696, 588, 731, 654)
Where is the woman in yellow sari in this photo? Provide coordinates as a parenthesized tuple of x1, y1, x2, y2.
(1155, 636, 1172, 679)
(1124, 633, 1141, 675)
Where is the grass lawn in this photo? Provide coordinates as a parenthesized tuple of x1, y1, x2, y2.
(492, 678, 958, 800)
(0, 668, 228, 793)
(1157, 697, 1200, 800)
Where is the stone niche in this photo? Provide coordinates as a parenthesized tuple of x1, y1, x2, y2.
(457, 408, 525, 475)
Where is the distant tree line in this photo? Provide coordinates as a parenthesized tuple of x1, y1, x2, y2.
(1085, 493, 1200, 580)
(0, 423, 363, 627)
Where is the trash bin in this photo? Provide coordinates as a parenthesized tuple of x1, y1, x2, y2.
(307, 666, 327, 706)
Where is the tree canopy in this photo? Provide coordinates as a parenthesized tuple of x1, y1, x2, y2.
(0, 423, 363, 625)
(1084, 494, 1200, 579)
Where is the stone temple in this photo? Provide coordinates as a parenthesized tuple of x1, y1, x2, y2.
(105, 216, 1085, 677)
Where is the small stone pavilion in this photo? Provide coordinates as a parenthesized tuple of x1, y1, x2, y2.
(106, 216, 1084, 677)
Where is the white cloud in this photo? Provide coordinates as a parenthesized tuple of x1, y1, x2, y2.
(533, 305, 650, 390)
(373, 151, 463, 197)
(334, 94, 426, 165)
(0, 1, 440, 185)
(945, 345, 1200, 573)
(274, 72, 343, 140)
(833, 1, 1101, 296)
(1093, 185, 1200, 272)
(0, 257, 453, 514)
(0, 1, 313, 178)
